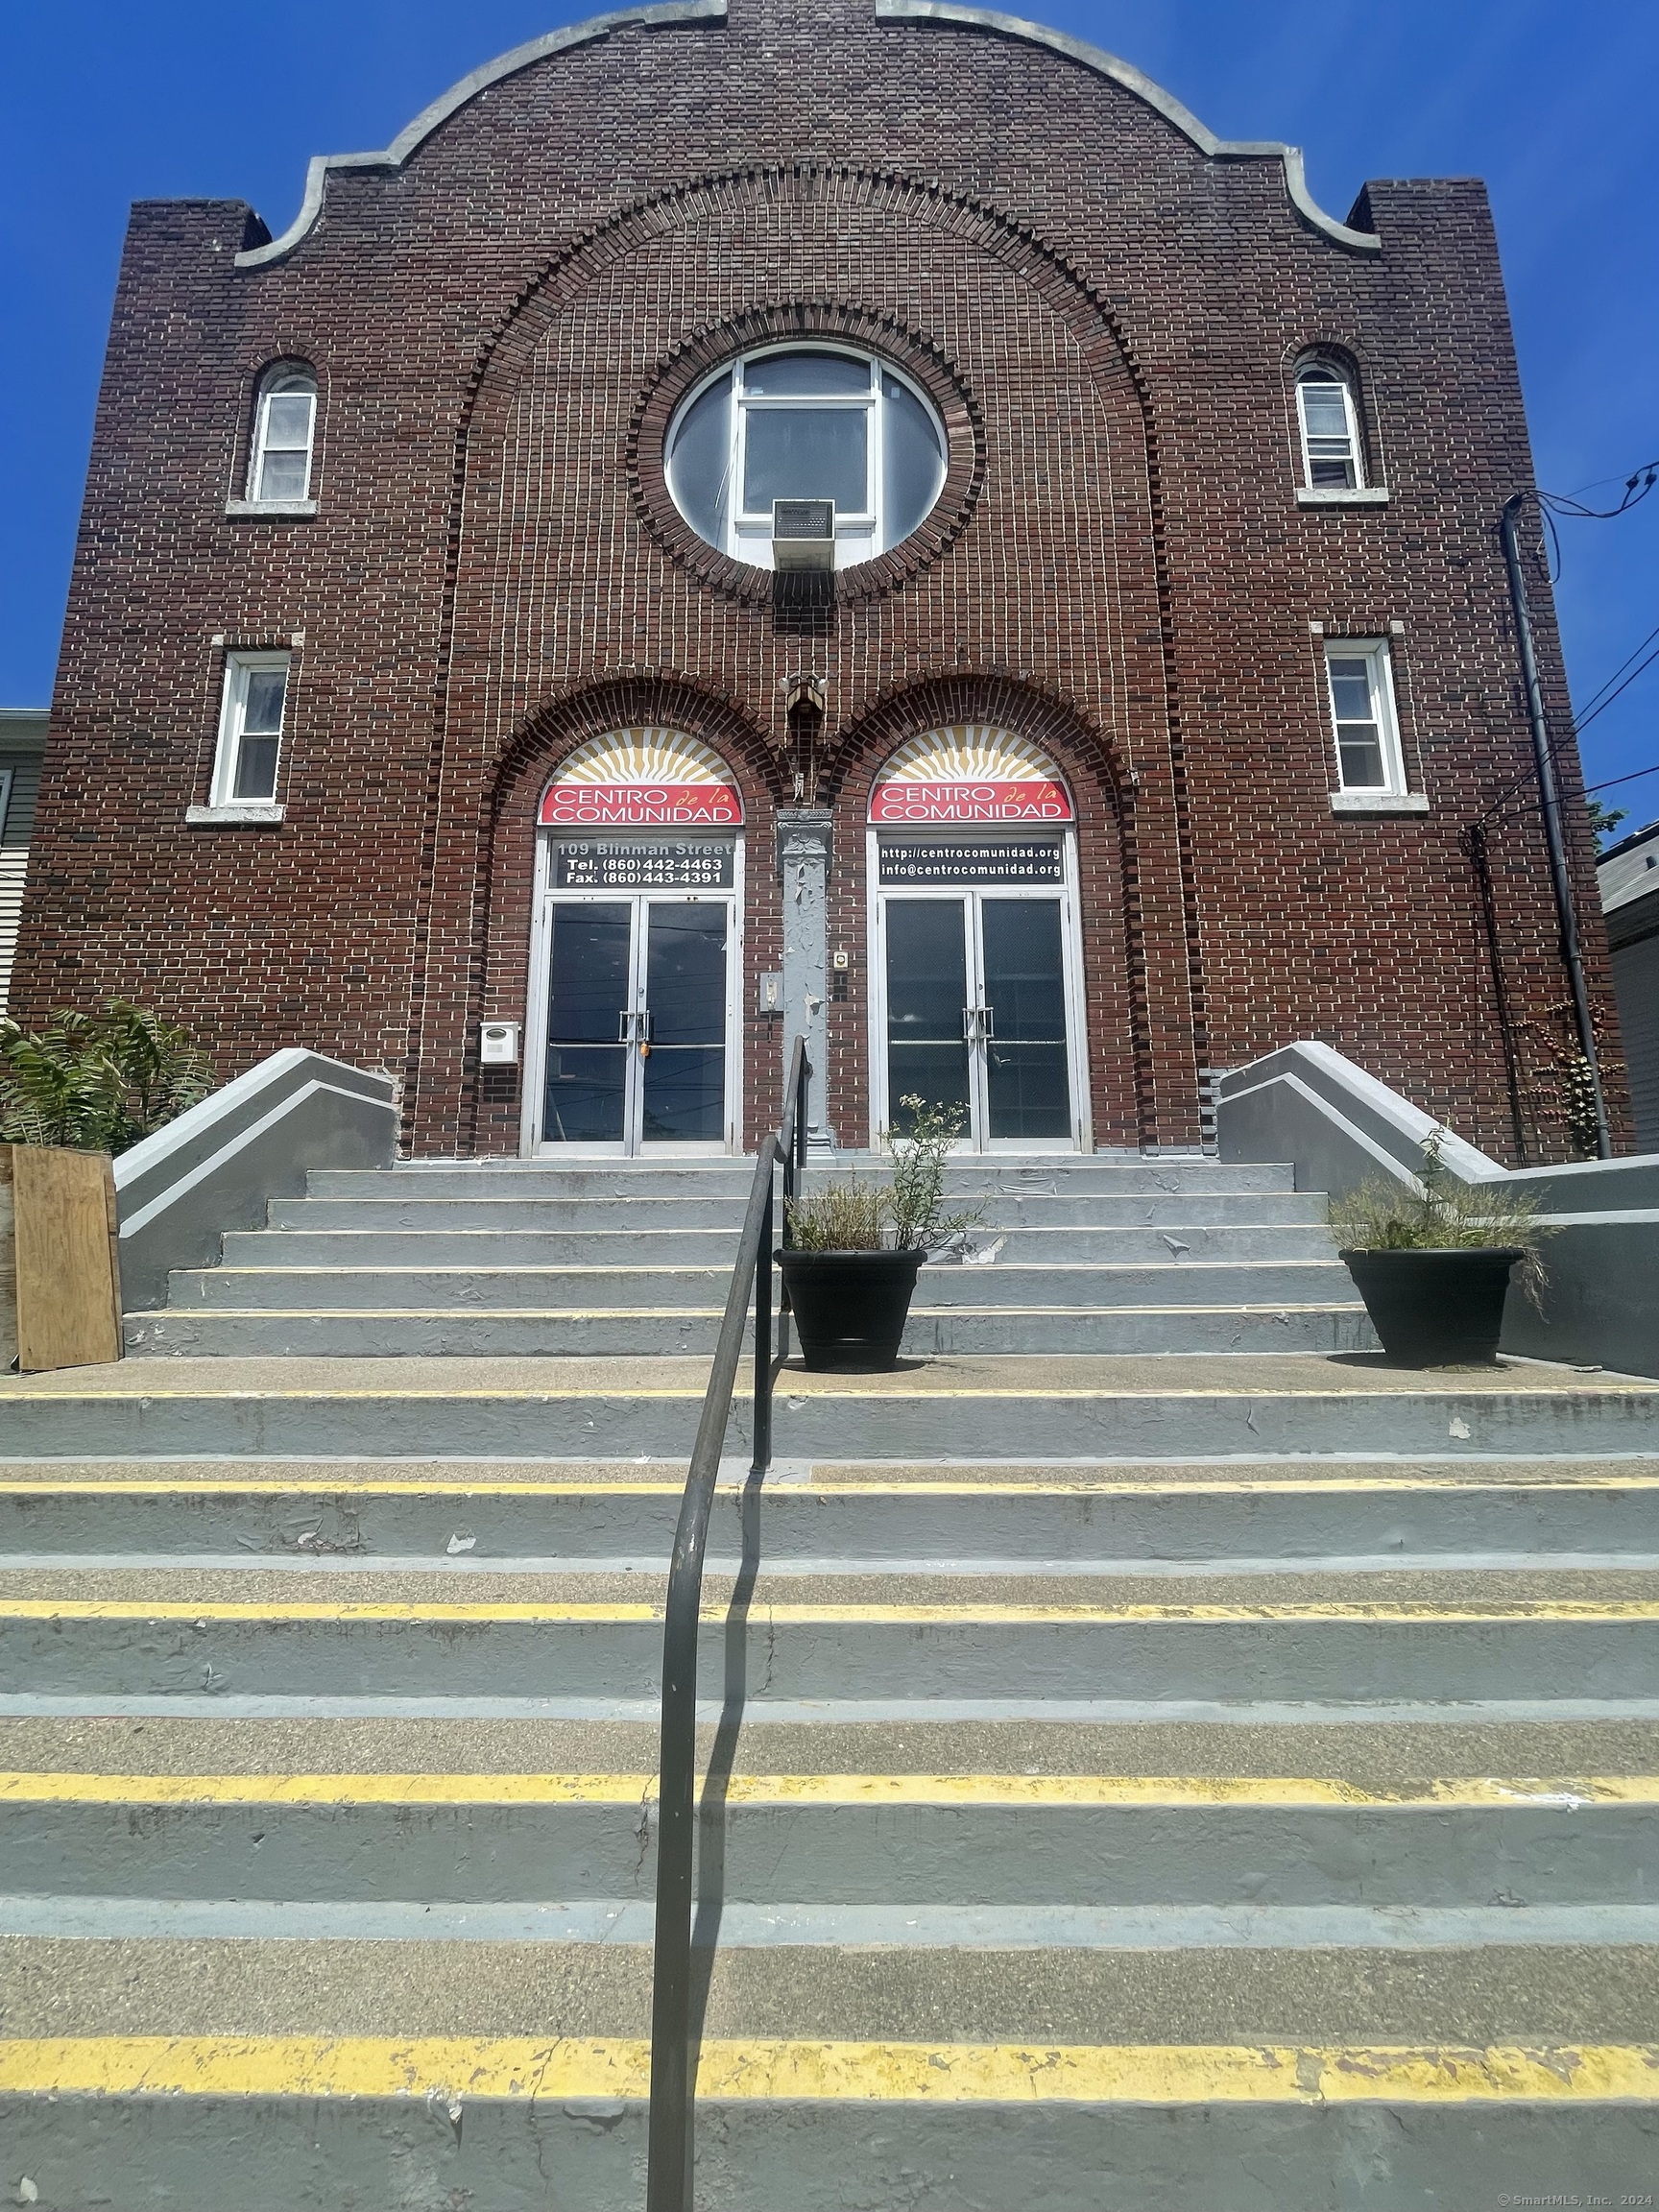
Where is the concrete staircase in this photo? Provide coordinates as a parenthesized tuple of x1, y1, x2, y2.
(124, 1154, 1371, 1358)
(4, 1156, 1659, 2207)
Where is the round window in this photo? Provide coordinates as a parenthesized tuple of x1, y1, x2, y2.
(665, 345, 948, 571)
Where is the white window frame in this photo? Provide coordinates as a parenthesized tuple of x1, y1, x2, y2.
(667, 343, 945, 571)
(864, 827, 1093, 1155)
(519, 831, 746, 1158)
(246, 371, 317, 506)
(1323, 638, 1408, 799)
(209, 651, 291, 808)
(1296, 365, 1364, 493)
(0, 768, 12, 843)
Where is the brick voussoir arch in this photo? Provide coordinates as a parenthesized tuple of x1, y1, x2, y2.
(403, 159, 1209, 1147)
(453, 675, 780, 1156)
(487, 674, 781, 830)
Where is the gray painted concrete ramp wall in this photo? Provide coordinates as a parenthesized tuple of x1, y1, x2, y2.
(1217, 1040, 1659, 1377)
(113, 1049, 397, 1310)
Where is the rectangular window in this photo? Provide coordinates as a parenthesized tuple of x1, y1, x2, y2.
(212, 652, 290, 804)
(1324, 640, 1405, 793)
(252, 389, 316, 502)
(1298, 375, 1360, 490)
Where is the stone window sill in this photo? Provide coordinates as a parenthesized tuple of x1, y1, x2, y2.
(1298, 486, 1389, 508)
(224, 499, 317, 519)
(1329, 790, 1429, 815)
(185, 802, 285, 827)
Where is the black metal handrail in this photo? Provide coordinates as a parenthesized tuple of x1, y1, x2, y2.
(646, 1036, 809, 2212)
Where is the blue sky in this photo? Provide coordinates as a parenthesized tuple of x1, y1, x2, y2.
(3, 1, 1655, 828)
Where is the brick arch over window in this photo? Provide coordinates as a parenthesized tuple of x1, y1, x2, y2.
(830, 674, 1146, 1151)
(402, 165, 1209, 1155)
(465, 677, 779, 1157)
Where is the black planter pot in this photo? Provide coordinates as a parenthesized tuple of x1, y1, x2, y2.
(778, 1247, 926, 1372)
(1338, 1245, 1523, 1367)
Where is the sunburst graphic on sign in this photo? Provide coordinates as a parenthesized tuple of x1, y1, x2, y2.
(541, 727, 743, 827)
(870, 725, 1072, 823)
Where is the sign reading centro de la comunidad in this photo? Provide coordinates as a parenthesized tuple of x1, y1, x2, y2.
(541, 781, 743, 827)
(869, 780, 1073, 824)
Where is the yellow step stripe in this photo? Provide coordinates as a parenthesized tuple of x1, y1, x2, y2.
(0, 1599, 1655, 1624)
(0, 1770, 1652, 1810)
(0, 2035, 1654, 2104)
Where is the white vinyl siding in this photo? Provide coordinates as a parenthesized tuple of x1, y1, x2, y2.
(0, 750, 43, 1014)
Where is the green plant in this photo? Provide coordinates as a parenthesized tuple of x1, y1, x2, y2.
(1558, 1052, 1603, 1161)
(784, 1178, 889, 1252)
(0, 1001, 214, 1155)
(782, 1096, 981, 1254)
(885, 1095, 980, 1253)
(1328, 1126, 1553, 1309)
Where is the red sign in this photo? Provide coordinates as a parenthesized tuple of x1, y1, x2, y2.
(541, 781, 743, 827)
(870, 779, 1072, 824)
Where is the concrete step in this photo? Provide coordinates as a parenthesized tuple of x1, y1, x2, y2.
(214, 1222, 1341, 1267)
(3, 1354, 1656, 1460)
(8, 1459, 1659, 1562)
(154, 1259, 1359, 1311)
(122, 1301, 1374, 1359)
(2, 1934, 1652, 2211)
(270, 1189, 1331, 1232)
(4, 1560, 1654, 1699)
(308, 1156, 1300, 1197)
(6, 1761, 1655, 1908)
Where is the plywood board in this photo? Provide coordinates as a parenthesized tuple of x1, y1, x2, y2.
(0, 1151, 16, 1371)
(11, 1145, 123, 1372)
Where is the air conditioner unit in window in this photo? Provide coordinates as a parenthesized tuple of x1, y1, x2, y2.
(772, 498, 835, 571)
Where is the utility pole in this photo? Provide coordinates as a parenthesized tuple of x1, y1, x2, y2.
(1499, 491, 1611, 1159)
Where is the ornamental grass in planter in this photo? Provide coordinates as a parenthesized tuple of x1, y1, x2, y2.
(780, 1098, 980, 1372)
(1331, 1129, 1552, 1368)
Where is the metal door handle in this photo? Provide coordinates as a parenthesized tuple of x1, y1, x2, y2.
(963, 1005, 995, 1042)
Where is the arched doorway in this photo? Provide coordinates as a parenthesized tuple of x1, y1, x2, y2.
(867, 726, 1090, 1151)
(522, 728, 745, 1155)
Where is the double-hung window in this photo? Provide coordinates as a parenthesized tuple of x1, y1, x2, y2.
(1324, 640, 1406, 795)
(212, 653, 290, 805)
(1297, 366, 1362, 491)
(248, 368, 317, 504)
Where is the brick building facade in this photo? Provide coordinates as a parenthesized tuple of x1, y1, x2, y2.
(14, 0, 1624, 1162)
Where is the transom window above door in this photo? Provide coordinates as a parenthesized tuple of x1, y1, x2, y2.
(665, 345, 948, 570)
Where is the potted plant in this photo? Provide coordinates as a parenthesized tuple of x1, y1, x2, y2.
(1331, 1127, 1552, 1367)
(779, 1097, 979, 1371)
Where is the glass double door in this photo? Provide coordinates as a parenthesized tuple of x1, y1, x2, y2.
(539, 896, 733, 1152)
(879, 892, 1079, 1148)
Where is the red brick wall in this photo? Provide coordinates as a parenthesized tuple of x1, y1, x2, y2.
(14, 0, 1626, 1160)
